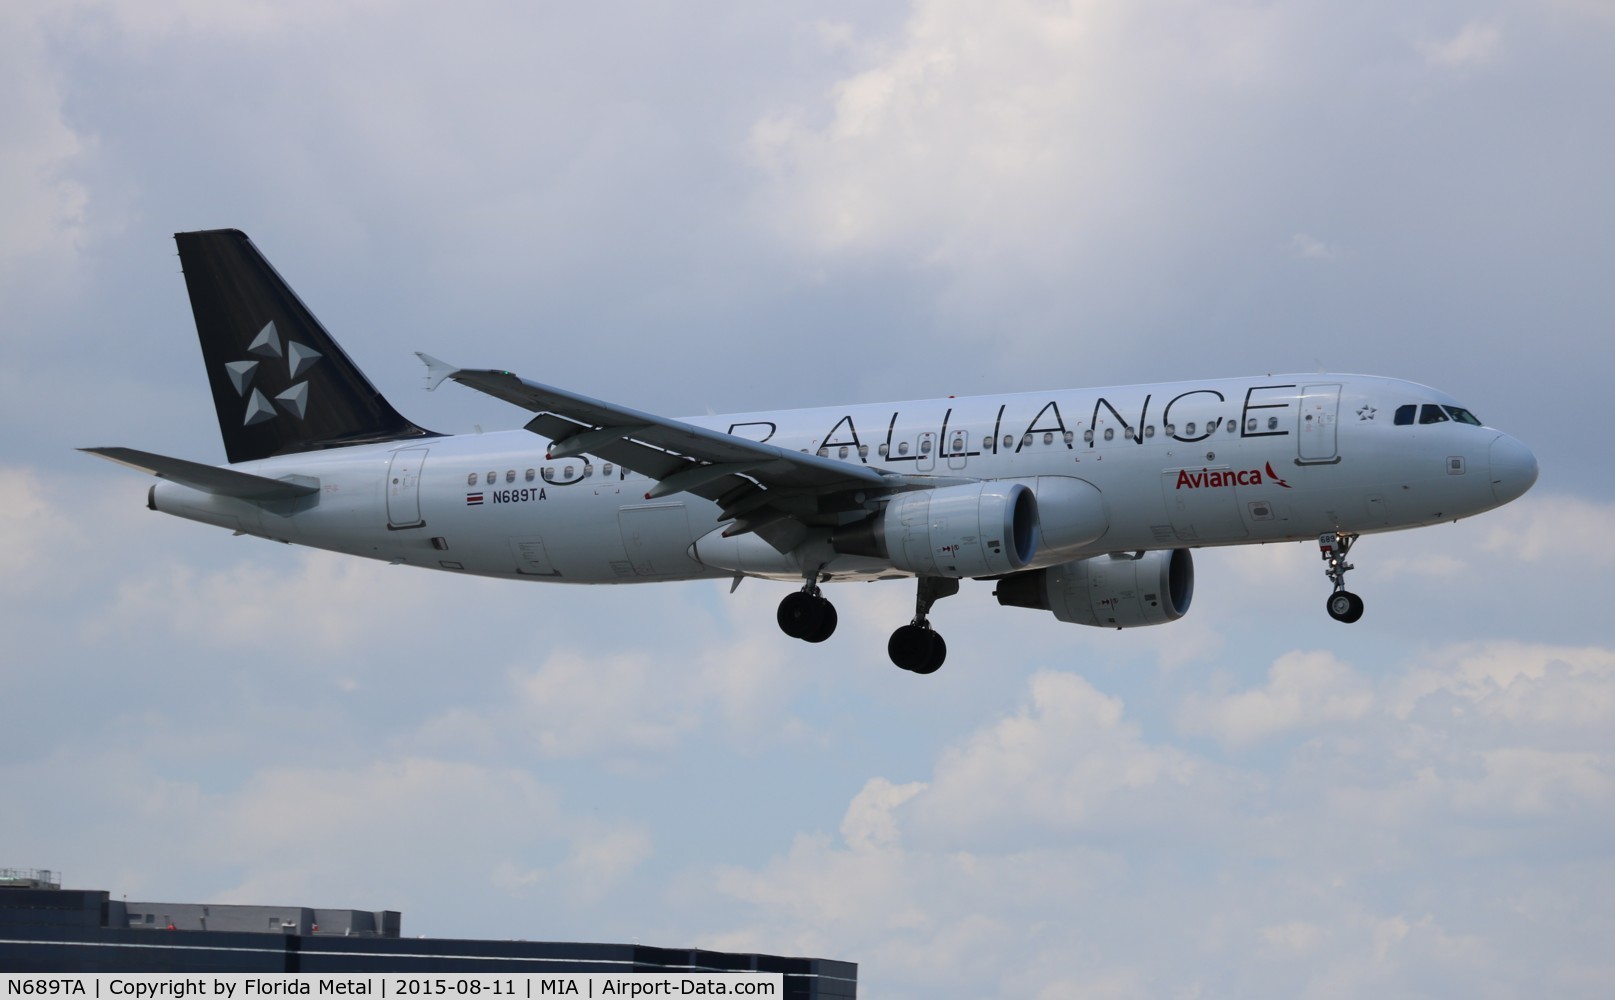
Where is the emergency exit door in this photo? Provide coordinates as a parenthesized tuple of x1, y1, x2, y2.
(1297, 384, 1341, 464)
(386, 447, 429, 528)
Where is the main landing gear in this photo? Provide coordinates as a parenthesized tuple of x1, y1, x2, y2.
(777, 568, 837, 644)
(1319, 531, 1365, 623)
(775, 573, 957, 674)
(888, 577, 957, 674)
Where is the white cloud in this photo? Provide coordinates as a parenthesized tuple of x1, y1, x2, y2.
(749, 0, 1133, 260)
(1388, 641, 1615, 727)
(703, 638, 1615, 996)
(1289, 232, 1339, 260)
(410, 583, 821, 765)
(1421, 20, 1504, 71)
(103, 548, 460, 654)
(0, 4, 90, 289)
(0, 466, 81, 595)
(841, 777, 926, 854)
(912, 671, 1217, 844)
(1479, 494, 1615, 568)
(1177, 649, 1374, 748)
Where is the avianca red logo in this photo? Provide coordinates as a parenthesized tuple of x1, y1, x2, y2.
(1175, 462, 1292, 490)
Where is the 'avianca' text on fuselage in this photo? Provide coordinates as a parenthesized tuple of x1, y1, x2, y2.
(82, 229, 1540, 675)
(1174, 463, 1292, 491)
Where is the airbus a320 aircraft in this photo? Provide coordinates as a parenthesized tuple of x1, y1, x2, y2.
(86, 230, 1539, 674)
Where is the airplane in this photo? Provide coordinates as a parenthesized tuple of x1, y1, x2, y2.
(84, 229, 1540, 674)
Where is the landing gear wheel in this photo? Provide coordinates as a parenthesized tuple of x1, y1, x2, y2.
(804, 600, 838, 643)
(1318, 532, 1364, 624)
(778, 591, 838, 642)
(1326, 590, 1364, 624)
(888, 624, 946, 673)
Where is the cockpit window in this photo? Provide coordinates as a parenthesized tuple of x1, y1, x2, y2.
(1443, 405, 1483, 426)
(1395, 405, 1416, 426)
(1419, 404, 1450, 425)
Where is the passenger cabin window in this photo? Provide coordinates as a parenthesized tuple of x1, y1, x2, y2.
(485, 471, 496, 485)
(525, 469, 536, 482)
(506, 470, 515, 483)
(1420, 404, 1450, 424)
(466, 473, 477, 486)
(1395, 405, 1416, 425)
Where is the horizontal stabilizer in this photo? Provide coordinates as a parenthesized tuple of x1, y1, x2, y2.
(80, 447, 319, 500)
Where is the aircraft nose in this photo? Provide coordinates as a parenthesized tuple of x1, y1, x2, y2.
(1489, 433, 1539, 505)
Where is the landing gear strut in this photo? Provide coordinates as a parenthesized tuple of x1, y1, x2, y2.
(888, 577, 957, 674)
(777, 566, 837, 643)
(1319, 531, 1365, 623)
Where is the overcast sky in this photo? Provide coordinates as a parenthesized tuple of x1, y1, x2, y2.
(3, 1, 1613, 996)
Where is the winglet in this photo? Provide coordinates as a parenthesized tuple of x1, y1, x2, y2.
(416, 352, 460, 392)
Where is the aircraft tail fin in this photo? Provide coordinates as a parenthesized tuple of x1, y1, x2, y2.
(175, 229, 436, 464)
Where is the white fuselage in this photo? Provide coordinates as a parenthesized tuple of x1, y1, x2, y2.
(150, 374, 1536, 585)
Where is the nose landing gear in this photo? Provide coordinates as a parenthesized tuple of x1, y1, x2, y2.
(1319, 531, 1364, 623)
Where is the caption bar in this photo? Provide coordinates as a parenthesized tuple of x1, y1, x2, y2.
(3, 976, 782, 999)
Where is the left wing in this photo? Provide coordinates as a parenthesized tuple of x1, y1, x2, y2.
(418, 355, 897, 540)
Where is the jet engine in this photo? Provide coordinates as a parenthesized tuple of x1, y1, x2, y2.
(994, 549, 1194, 628)
(833, 482, 1039, 578)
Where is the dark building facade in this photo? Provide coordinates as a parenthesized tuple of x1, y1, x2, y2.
(0, 881, 855, 998)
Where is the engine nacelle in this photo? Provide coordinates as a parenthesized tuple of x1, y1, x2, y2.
(994, 549, 1194, 628)
(833, 482, 1039, 578)
(1013, 476, 1109, 562)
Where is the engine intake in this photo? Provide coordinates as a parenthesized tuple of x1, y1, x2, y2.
(833, 482, 1039, 578)
(994, 549, 1194, 628)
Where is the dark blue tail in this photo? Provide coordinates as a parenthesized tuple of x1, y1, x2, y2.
(176, 229, 436, 464)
